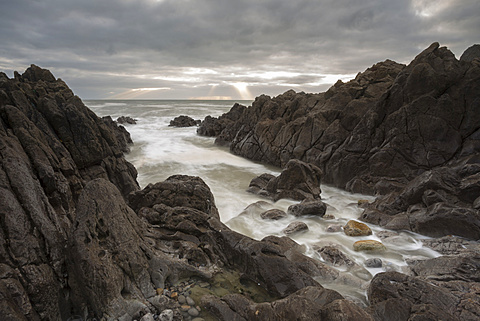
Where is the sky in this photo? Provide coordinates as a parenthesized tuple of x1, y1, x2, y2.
(0, 0, 478, 100)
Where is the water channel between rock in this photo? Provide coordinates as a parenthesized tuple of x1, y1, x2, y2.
(87, 99, 441, 305)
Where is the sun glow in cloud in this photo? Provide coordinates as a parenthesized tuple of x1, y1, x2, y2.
(411, 0, 454, 17)
(109, 87, 171, 99)
(231, 82, 253, 100)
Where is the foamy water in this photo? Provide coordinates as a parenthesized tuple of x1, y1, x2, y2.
(86, 99, 440, 304)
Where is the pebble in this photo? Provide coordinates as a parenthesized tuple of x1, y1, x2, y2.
(326, 224, 342, 233)
(178, 294, 186, 304)
(192, 318, 205, 321)
(158, 309, 173, 321)
(188, 307, 200, 317)
(186, 296, 195, 306)
(140, 313, 155, 321)
(365, 258, 383, 268)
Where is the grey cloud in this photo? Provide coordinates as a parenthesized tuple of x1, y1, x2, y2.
(0, 0, 478, 99)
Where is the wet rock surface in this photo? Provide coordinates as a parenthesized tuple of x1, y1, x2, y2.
(2, 44, 480, 321)
(117, 115, 137, 124)
(0, 66, 332, 320)
(247, 159, 322, 201)
(343, 220, 372, 236)
(202, 43, 480, 239)
(169, 115, 200, 127)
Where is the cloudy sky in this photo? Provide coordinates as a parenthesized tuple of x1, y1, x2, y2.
(0, 0, 478, 100)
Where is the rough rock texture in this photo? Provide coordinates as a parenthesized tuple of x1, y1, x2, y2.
(201, 286, 372, 321)
(368, 253, 480, 321)
(202, 43, 480, 239)
(1, 66, 353, 321)
(197, 103, 246, 143)
(247, 159, 322, 201)
(169, 115, 200, 127)
(117, 116, 137, 125)
(287, 199, 327, 217)
(0, 65, 139, 320)
(343, 220, 372, 237)
(282, 221, 309, 235)
(260, 209, 287, 220)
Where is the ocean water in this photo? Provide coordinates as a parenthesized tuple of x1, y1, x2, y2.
(86, 99, 440, 304)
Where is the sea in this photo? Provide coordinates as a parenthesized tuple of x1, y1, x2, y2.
(85, 99, 440, 305)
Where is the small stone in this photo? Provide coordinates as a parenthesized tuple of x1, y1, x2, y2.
(170, 291, 178, 299)
(344, 220, 372, 236)
(156, 288, 163, 296)
(140, 313, 155, 321)
(326, 224, 342, 233)
(192, 318, 205, 321)
(283, 221, 309, 235)
(159, 309, 173, 321)
(260, 209, 287, 220)
(353, 240, 386, 252)
(323, 214, 335, 219)
(188, 308, 200, 317)
(178, 294, 186, 304)
(365, 258, 383, 268)
(181, 305, 191, 312)
(186, 296, 195, 306)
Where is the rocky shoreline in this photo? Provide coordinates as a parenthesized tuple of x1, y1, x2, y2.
(0, 42, 479, 321)
(198, 42, 480, 240)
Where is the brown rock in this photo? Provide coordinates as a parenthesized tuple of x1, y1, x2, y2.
(353, 240, 386, 252)
(343, 220, 372, 236)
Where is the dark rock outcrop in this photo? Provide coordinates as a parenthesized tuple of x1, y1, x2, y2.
(367, 253, 480, 321)
(169, 115, 200, 127)
(202, 42, 480, 239)
(117, 116, 137, 125)
(0, 65, 362, 320)
(197, 103, 246, 143)
(247, 159, 322, 201)
(460, 44, 480, 62)
(0, 65, 139, 320)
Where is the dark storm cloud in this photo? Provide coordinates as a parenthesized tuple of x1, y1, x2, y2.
(0, 0, 478, 99)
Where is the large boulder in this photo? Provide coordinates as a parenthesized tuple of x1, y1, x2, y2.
(248, 159, 322, 201)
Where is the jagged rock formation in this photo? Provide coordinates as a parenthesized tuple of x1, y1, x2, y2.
(2, 46, 480, 320)
(0, 65, 369, 320)
(247, 159, 322, 201)
(367, 254, 480, 320)
(198, 42, 480, 239)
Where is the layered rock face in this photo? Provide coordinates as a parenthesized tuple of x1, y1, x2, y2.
(198, 42, 480, 239)
(0, 65, 139, 320)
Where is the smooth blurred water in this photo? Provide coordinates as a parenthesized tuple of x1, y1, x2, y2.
(86, 99, 440, 304)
